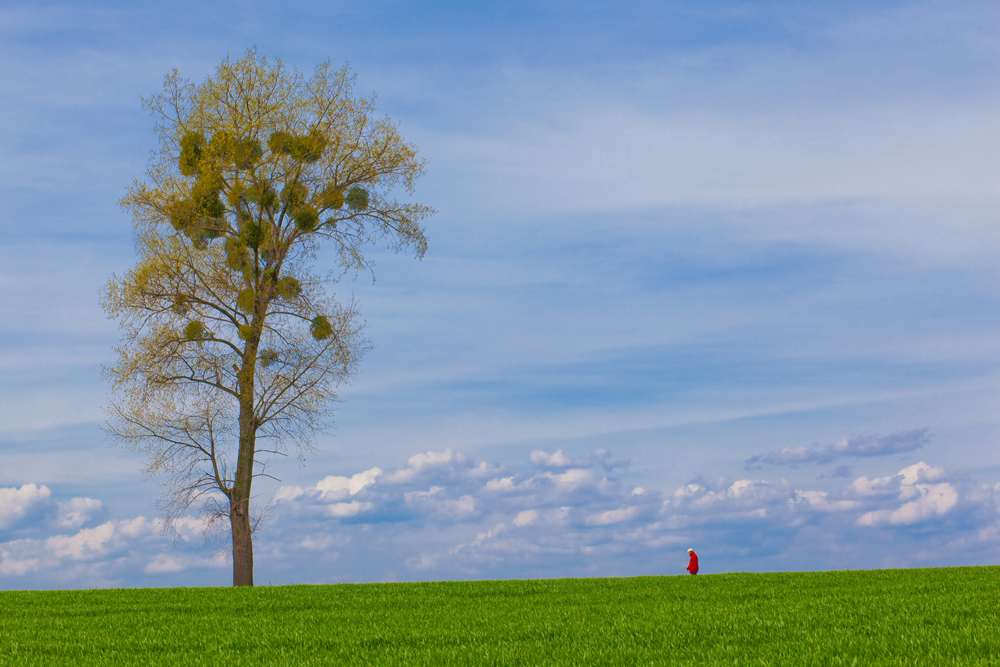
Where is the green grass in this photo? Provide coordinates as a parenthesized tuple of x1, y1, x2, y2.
(1, 567, 998, 665)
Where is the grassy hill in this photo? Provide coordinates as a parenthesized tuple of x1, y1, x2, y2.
(1, 566, 998, 665)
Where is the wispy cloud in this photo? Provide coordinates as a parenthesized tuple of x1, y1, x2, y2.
(745, 429, 929, 470)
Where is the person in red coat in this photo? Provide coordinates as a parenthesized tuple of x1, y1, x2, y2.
(686, 548, 699, 575)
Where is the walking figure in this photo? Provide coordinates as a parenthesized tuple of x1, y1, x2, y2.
(686, 548, 699, 575)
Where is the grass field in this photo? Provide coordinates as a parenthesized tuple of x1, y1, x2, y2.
(1, 567, 998, 665)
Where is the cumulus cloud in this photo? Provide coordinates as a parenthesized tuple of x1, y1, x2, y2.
(529, 449, 575, 468)
(381, 448, 494, 484)
(855, 462, 959, 527)
(0, 484, 51, 529)
(586, 506, 641, 526)
(744, 429, 929, 470)
(793, 491, 860, 513)
(529, 448, 630, 471)
(144, 554, 186, 574)
(327, 501, 374, 518)
(277, 468, 384, 504)
(1, 518, 152, 578)
(0, 509, 227, 585)
(665, 477, 794, 523)
(262, 447, 991, 581)
(3, 448, 997, 588)
(56, 497, 103, 529)
(513, 509, 538, 527)
(273, 448, 974, 579)
(267, 447, 664, 579)
(317, 468, 382, 499)
(144, 552, 228, 575)
(46, 522, 116, 560)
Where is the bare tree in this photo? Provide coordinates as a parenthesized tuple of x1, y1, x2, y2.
(102, 48, 431, 586)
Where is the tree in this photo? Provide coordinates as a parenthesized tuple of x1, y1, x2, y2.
(102, 49, 431, 586)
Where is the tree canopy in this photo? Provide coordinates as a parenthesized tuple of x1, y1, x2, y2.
(103, 48, 432, 586)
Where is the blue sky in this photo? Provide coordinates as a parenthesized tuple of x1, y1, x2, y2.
(2, 0, 1000, 588)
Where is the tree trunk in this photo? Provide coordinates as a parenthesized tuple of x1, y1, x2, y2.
(230, 491, 254, 586)
(232, 331, 260, 586)
(231, 390, 257, 586)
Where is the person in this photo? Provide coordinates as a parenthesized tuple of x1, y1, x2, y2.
(686, 548, 699, 575)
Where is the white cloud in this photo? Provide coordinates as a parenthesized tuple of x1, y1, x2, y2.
(851, 473, 900, 497)
(406, 552, 439, 571)
(530, 449, 574, 468)
(56, 497, 103, 529)
(144, 552, 228, 575)
(850, 462, 946, 497)
(0, 483, 51, 529)
(0, 510, 211, 584)
(433, 495, 477, 520)
(268, 447, 989, 582)
(793, 491, 860, 513)
(316, 468, 383, 500)
(855, 462, 959, 527)
(394, 449, 465, 479)
(898, 462, 946, 486)
(466, 523, 507, 550)
(327, 501, 373, 518)
(45, 522, 115, 560)
(544, 468, 595, 492)
(529, 449, 630, 471)
(274, 486, 306, 502)
(513, 510, 538, 527)
(3, 447, 999, 588)
(586, 506, 640, 526)
(144, 554, 185, 574)
(299, 534, 344, 551)
(172, 516, 213, 541)
(666, 478, 792, 519)
(485, 476, 517, 492)
(0, 550, 40, 576)
(409, 449, 466, 469)
(380, 449, 486, 484)
(117, 516, 159, 538)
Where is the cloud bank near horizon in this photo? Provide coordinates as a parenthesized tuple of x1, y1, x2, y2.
(3, 443, 999, 589)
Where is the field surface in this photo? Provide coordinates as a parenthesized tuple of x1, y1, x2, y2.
(1, 567, 998, 665)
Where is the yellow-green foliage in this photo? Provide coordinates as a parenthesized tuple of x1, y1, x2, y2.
(236, 288, 256, 313)
(294, 206, 319, 232)
(310, 315, 333, 340)
(345, 186, 369, 212)
(240, 217, 265, 250)
(178, 131, 204, 176)
(104, 49, 432, 581)
(268, 130, 326, 162)
(280, 180, 308, 209)
(275, 276, 302, 299)
(224, 236, 248, 271)
(183, 320, 206, 341)
(320, 185, 346, 210)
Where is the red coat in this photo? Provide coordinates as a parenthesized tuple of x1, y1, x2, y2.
(687, 552, 699, 574)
